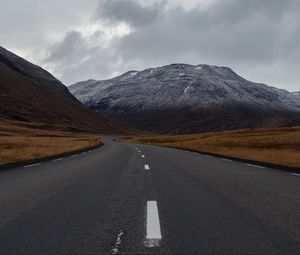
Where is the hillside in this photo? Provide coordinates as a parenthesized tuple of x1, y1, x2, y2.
(70, 64, 300, 134)
(0, 46, 127, 134)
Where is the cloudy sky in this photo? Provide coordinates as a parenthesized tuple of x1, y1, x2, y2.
(0, 0, 299, 91)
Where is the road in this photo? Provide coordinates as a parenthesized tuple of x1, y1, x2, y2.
(0, 139, 300, 254)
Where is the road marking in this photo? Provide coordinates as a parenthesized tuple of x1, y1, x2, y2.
(222, 159, 232, 162)
(111, 229, 124, 254)
(142, 155, 146, 158)
(145, 201, 162, 248)
(246, 163, 265, 169)
(24, 163, 41, 168)
(144, 165, 150, 170)
(53, 158, 64, 162)
(292, 173, 300, 177)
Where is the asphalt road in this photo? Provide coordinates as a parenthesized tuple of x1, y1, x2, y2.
(0, 139, 300, 254)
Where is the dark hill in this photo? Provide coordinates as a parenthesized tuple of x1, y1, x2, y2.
(0, 46, 128, 134)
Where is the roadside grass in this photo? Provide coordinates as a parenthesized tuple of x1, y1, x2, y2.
(0, 120, 101, 165)
(121, 126, 300, 168)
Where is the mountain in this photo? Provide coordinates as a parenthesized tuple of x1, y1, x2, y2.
(0, 46, 127, 134)
(292, 91, 300, 96)
(70, 64, 300, 134)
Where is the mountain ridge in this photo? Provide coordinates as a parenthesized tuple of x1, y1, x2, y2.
(0, 46, 128, 134)
(0, 46, 76, 101)
(292, 91, 300, 96)
(70, 63, 300, 134)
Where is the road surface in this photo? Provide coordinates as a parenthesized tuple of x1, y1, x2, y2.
(0, 139, 300, 254)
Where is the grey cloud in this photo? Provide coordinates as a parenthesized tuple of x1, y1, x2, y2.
(44, 29, 121, 84)
(40, 0, 300, 91)
(0, 0, 98, 58)
(116, 0, 300, 61)
(96, 0, 166, 27)
(110, 0, 300, 90)
(46, 31, 86, 62)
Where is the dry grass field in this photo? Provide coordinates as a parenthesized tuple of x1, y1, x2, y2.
(123, 126, 300, 168)
(0, 120, 101, 165)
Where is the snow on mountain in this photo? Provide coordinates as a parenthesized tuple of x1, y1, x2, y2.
(70, 64, 300, 134)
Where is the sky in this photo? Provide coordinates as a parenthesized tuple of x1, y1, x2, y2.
(0, 0, 299, 91)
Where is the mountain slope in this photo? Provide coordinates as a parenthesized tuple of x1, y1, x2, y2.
(0, 46, 127, 134)
(293, 91, 300, 96)
(70, 64, 300, 134)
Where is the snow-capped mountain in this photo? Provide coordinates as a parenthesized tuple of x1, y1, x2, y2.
(70, 64, 300, 134)
(292, 91, 300, 96)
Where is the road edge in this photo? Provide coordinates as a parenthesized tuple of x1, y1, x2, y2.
(0, 142, 104, 171)
(165, 145, 300, 174)
(121, 140, 300, 174)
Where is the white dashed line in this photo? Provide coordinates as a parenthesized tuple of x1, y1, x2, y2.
(142, 155, 146, 158)
(53, 158, 64, 162)
(24, 163, 41, 168)
(292, 173, 300, 177)
(111, 229, 124, 254)
(144, 165, 150, 170)
(246, 163, 265, 169)
(222, 159, 232, 162)
(144, 201, 162, 248)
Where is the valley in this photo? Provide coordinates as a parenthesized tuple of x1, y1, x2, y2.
(0, 46, 129, 166)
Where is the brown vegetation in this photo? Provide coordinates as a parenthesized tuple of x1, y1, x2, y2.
(0, 120, 101, 165)
(122, 126, 300, 168)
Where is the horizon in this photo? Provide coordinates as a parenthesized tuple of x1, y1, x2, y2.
(2, 43, 298, 92)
